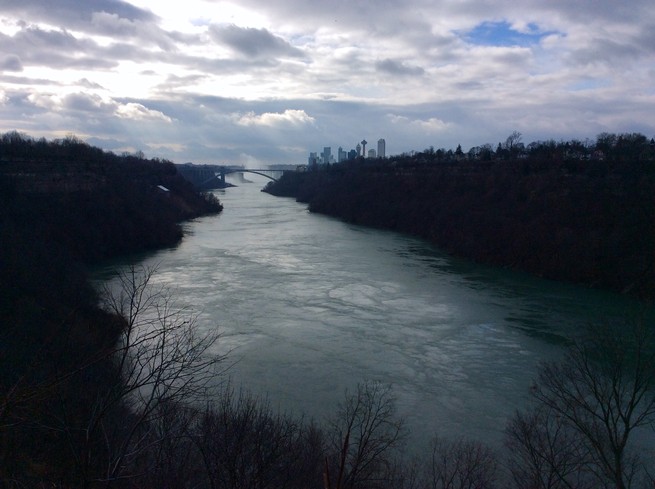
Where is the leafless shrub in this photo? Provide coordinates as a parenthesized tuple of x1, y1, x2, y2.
(192, 383, 324, 489)
(425, 435, 498, 489)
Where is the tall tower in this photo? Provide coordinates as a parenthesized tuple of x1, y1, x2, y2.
(361, 140, 367, 157)
(377, 138, 386, 158)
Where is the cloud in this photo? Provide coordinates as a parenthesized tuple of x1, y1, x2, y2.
(115, 103, 173, 122)
(0, 26, 118, 70)
(388, 114, 451, 133)
(147, 141, 186, 153)
(27, 92, 64, 111)
(1, 54, 22, 71)
(236, 109, 315, 127)
(210, 24, 305, 60)
(90, 11, 176, 49)
(63, 92, 111, 112)
(0, 0, 157, 32)
(375, 59, 425, 76)
(77, 78, 104, 90)
(91, 11, 141, 36)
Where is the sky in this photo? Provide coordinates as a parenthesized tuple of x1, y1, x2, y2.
(1, 0, 654, 166)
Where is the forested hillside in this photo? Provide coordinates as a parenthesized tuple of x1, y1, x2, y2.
(265, 133, 655, 300)
(0, 132, 222, 485)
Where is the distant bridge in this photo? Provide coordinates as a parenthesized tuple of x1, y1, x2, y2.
(220, 168, 284, 183)
(175, 164, 286, 189)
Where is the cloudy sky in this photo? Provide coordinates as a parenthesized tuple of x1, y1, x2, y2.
(1, 0, 654, 166)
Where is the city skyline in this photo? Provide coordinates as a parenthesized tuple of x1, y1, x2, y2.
(308, 137, 386, 165)
(1, 1, 653, 166)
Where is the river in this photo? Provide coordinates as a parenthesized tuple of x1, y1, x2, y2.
(96, 174, 649, 451)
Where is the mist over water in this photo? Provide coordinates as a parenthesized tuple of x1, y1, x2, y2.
(97, 174, 646, 450)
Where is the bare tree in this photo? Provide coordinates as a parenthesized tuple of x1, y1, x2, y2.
(63, 264, 227, 486)
(505, 405, 594, 489)
(504, 131, 523, 152)
(425, 435, 498, 489)
(325, 381, 406, 489)
(525, 323, 655, 489)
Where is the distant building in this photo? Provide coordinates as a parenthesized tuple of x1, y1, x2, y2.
(338, 147, 347, 162)
(308, 152, 318, 166)
(348, 149, 358, 160)
(368, 149, 376, 158)
(377, 138, 386, 158)
(322, 147, 332, 164)
(356, 143, 361, 157)
(361, 140, 368, 157)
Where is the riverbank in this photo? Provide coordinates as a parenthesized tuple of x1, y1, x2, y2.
(263, 154, 655, 300)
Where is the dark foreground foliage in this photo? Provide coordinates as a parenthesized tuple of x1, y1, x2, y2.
(264, 133, 655, 299)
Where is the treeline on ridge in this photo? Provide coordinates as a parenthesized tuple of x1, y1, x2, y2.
(264, 132, 655, 300)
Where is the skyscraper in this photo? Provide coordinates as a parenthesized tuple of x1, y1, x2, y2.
(377, 138, 386, 158)
(322, 147, 332, 164)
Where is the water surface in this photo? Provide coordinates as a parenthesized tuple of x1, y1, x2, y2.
(96, 175, 647, 449)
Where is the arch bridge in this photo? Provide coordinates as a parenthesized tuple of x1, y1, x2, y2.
(176, 164, 286, 189)
(219, 167, 284, 183)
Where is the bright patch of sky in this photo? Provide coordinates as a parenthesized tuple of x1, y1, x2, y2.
(465, 21, 557, 47)
(568, 79, 612, 92)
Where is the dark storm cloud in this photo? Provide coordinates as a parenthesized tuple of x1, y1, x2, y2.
(210, 24, 306, 60)
(375, 59, 425, 76)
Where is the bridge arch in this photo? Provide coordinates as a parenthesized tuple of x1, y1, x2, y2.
(221, 169, 282, 182)
(221, 168, 283, 182)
